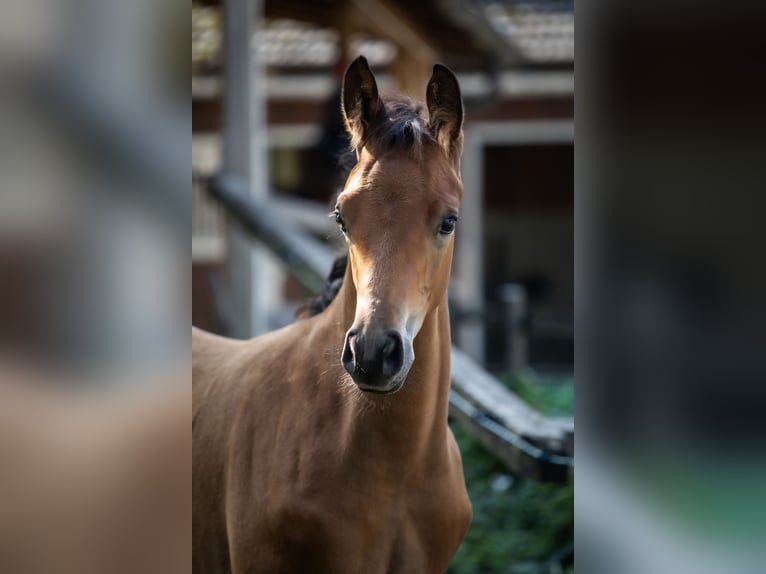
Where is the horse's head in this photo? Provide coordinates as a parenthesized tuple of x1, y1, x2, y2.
(336, 56, 464, 394)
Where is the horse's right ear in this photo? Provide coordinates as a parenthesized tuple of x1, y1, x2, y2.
(342, 56, 382, 150)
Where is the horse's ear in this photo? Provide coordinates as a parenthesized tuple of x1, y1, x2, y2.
(342, 56, 382, 150)
(426, 64, 464, 161)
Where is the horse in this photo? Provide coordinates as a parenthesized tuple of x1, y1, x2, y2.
(192, 56, 471, 574)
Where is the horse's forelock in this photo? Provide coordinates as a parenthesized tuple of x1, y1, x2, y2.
(345, 96, 434, 161)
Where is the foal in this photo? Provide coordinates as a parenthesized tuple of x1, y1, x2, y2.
(193, 56, 471, 574)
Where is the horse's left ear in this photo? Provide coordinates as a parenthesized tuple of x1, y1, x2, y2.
(427, 64, 464, 162)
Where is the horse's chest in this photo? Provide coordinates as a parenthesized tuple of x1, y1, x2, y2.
(254, 474, 469, 574)
(257, 506, 453, 574)
(223, 395, 471, 573)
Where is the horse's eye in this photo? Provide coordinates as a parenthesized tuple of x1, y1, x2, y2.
(334, 209, 347, 233)
(439, 215, 458, 235)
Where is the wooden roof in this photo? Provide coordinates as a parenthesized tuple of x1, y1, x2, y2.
(193, 0, 574, 71)
(264, 0, 509, 68)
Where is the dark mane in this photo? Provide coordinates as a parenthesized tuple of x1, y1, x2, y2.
(297, 96, 435, 319)
(296, 254, 348, 319)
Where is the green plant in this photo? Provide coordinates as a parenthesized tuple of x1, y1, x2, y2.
(447, 371, 574, 573)
(502, 371, 574, 417)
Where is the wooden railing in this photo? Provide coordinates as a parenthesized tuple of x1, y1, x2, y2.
(205, 174, 573, 482)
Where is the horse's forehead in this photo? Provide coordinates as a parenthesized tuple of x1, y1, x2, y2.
(354, 150, 460, 205)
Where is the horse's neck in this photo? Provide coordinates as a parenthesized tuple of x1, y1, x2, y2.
(322, 271, 453, 461)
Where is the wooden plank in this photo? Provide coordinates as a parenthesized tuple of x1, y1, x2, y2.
(451, 347, 573, 453)
(268, 195, 339, 236)
(449, 390, 572, 480)
(208, 175, 335, 294)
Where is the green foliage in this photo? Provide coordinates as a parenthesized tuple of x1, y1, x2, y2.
(448, 372, 573, 573)
(502, 371, 574, 417)
(448, 425, 573, 573)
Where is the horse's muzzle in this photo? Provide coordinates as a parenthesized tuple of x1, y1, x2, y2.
(342, 327, 405, 392)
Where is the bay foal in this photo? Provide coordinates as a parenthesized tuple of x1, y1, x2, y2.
(193, 56, 471, 574)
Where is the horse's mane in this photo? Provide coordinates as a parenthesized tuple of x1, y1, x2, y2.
(296, 254, 348, 319)
(297, 96, 432, 319)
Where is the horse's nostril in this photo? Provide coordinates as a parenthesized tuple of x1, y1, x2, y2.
(342, 329, 359, 377)
(381, 331, 404, 378)
(381, 336, 395, 357)
(343, 328, 404, 384)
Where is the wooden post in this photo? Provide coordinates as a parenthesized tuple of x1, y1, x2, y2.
(349, 0, 435, 97)
(454, 120, 574, 363)
(390, 51, 432, 99)
(222, 0, 275, 338)
(456, 130, 485, 362)
(499, 283, 529, 371)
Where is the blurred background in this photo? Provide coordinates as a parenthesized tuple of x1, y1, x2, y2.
(192, 1, 574, 572)
(0, 2, 189, 573)
(9, 1, 762, 573)
(577, 2, 766, 573)
(0, 0, 188, 379)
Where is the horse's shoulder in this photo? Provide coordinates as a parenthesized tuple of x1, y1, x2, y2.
(244, 314, 333, 366)
(192, 318, 337, 438)
(192, 327, 241, 365)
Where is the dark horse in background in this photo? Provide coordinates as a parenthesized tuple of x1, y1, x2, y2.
(193, 56, 471, 573)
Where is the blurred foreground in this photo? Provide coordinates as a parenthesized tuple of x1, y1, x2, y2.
(0, 1, 189, 572)
(0, 369, 189, 574)
(578, 1, 766, 572)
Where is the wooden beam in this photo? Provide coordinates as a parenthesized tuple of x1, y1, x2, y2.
(349, 0, 436, 62)
(347, 0, 435, 96)
(451, 347, 573, 453)
(208, 175, 335, 294)
(390, 51, 432, 99)
(449, 391, 572, 482)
